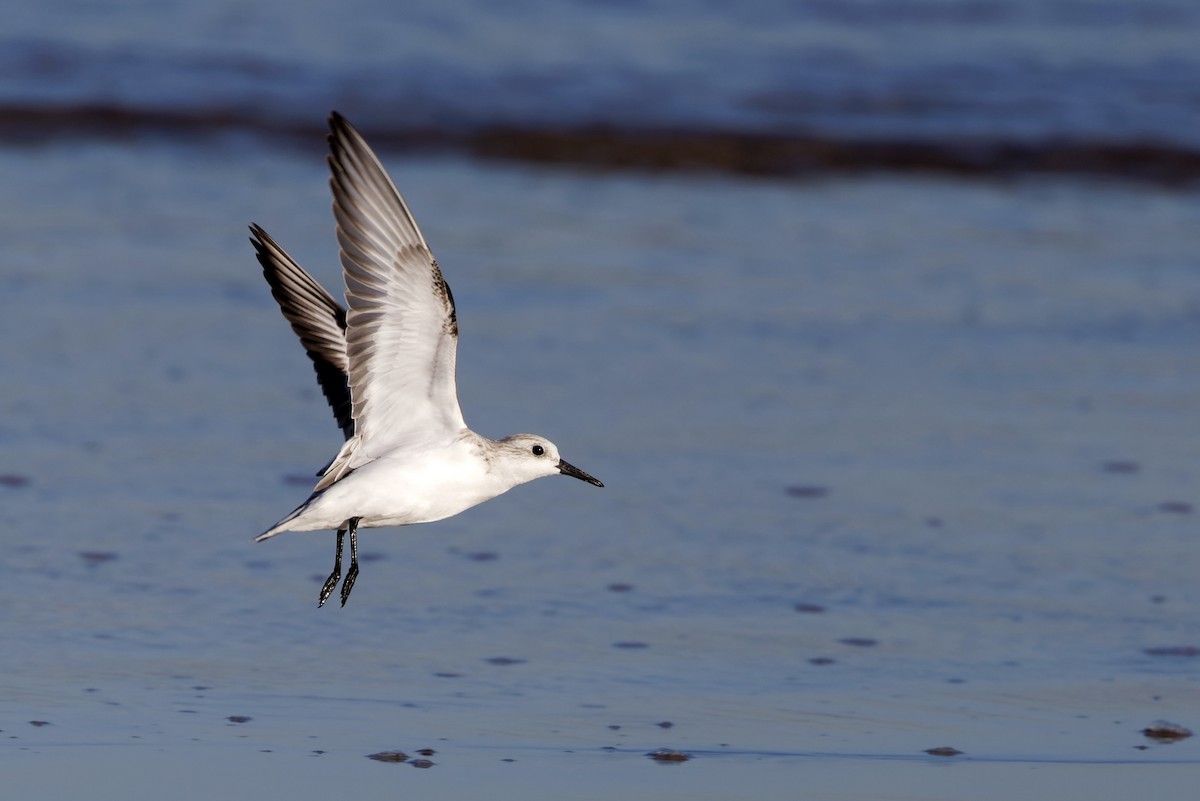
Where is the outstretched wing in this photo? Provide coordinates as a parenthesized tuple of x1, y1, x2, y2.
(250, 223, 355, 441)
(324, 112, 465, 467)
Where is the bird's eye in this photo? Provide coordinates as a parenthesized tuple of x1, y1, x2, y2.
(532, 444, 545, 456)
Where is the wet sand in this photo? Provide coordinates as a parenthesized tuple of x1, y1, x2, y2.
(1, 139, 1198, 798)
(5, 104, 1200, 184)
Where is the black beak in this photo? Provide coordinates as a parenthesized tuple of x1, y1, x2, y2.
(558, 459, 604, 487)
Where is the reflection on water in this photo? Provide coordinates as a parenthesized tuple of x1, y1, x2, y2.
(0, 129, 1198, 797)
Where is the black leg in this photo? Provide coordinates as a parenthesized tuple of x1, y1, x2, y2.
(340, 516, 361, 607)
(318, 528, 345, 608)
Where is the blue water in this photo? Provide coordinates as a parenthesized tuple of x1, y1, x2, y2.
(2, 3, 1200, 799)
(4, 0, 1200, 147)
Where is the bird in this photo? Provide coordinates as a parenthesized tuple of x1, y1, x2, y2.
(249, 112, 603, 607)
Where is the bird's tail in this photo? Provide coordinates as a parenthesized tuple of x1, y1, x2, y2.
(255, 495, 315, 542)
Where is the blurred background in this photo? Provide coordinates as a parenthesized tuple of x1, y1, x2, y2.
(2, 1, 1199, 799)
(5, 0, 1200, 176)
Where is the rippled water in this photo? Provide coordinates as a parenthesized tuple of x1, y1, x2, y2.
(3, 2, 1200, 797)
(2, 129, 1198, 797)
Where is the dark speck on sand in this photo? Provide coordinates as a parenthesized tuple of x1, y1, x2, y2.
(1144, 646, 1200, 658)
(925, 746, 963, 757)
(785, 485, 828, 498)
(839, 637, 878, 647)
(1142, 721, 1193, 742)
(647, 748, 690, 763)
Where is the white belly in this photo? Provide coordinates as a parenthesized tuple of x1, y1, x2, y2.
(285, 439, 509, 532)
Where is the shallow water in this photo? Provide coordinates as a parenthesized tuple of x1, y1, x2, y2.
(2, 132, 1199, 797)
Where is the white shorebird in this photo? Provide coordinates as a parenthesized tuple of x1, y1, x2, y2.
(250, 112, 603, 607)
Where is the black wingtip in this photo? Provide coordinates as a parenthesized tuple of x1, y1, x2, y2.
(247, 223, 276, 263)
(327, 111, 352, 144)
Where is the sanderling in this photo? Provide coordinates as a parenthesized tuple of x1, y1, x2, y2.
(250, 112, 603, 607)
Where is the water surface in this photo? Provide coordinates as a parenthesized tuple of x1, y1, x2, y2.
(2, 135, 1198, 798)
(3, 1, 1200, 797)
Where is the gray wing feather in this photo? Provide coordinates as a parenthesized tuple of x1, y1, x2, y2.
(324, 112, 465, 468)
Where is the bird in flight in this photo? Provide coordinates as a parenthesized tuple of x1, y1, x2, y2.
(250, 112, 603, 607)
